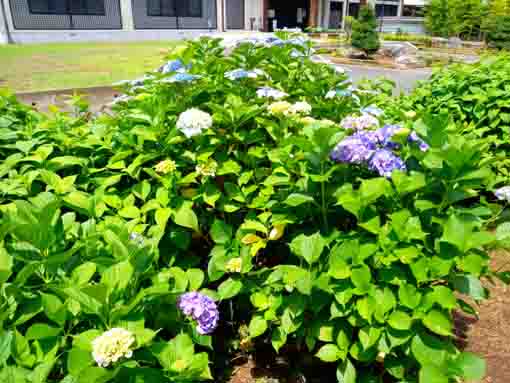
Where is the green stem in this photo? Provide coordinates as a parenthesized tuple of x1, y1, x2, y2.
(320, 163, 329, 233)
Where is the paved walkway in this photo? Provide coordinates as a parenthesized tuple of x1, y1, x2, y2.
(339, 64, 433, 94)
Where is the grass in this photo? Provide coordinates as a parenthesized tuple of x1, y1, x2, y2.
(0, 41, 179, 93)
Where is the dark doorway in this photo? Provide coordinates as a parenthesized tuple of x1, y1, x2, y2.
(329, 1, 343, 29)
(267, 0, 309, 31)
(226, 0, 244, 29)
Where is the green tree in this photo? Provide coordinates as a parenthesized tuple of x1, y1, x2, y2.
(351, 5, 380, 56)
(425, 0, 485, 39)
(483, 0, 510, 48)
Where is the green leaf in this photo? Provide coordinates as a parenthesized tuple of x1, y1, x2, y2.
(271, 327, 287, 352)
(451, 352, 486, 381)
(249, 316, 268, 338)
(419, 365, 448, 383)
(451, 275, 486, 301)
(398, 284, 422, 309)
(40, 293, 66, 326)
(336, 359, 357, 383)
(210, 220, 232, 244)
(118, 205, 140, 219)
(0, 330, 13, 365)
(25, 324, 61, 340)
(350, 265, 372, 294)
(63, 287, 102, 316)
(284, 193, 315, 207)
(218, 278, 243, 300)
(388, 311, 413, 330)
(186, 269, 205, 291)
(0, 247, 13, 284)
(422, 310, 452, 336)
(359, 177, 390, 206)
(289, 232, 326, 265)
(392, 171, 426, 195)
(73, 330, 102, 351)
(71, 262, 96, 285)
(101, 261, 134, 295)
(67, 347, 93, 376)
(174, 202, 199, 232)
(316, 344, 343, 362)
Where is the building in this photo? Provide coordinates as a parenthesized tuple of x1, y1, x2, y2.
(0, 0, 425, 44)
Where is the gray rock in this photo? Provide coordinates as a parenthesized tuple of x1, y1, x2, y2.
(379, 42, 418, 58)
(447, 37, 463, 49)
(395, 54, 425, 67)
(347, 48, 368, 59)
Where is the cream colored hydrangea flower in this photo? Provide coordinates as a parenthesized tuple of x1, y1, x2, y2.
(268, 101, 292, 115)
(289, 101, 312, 115)
(196, 160, 218, 178)
(155, 159, 177, 174)
(226, 258, 243, 273)
(176, 108, 213, 138)
(92, 328, 135, 368)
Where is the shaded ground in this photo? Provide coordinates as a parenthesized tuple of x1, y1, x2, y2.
(0, 41, 177, 92)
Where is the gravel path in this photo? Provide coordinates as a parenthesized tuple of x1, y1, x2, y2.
(338, 64, 433, 94)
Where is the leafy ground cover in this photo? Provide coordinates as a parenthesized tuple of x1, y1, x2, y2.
(0, 33, 509, 383)
(0, 41, 177, 92)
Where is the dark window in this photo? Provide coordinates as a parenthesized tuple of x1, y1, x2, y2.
(148, 0, 202, 17)
(375, 4, 398, 17)
(348, 3, 359, 18)
(29, 0, 105, 14)
(402, 5, 423, 17)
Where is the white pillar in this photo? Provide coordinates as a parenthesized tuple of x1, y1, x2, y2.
(341, 0, 348, 30)
(217, 0, 224, 31)
(323, 0, 331, 29)
(0, 1, 8, 44)
(397, 0, 403, 17)
(119, 0, 134, 31)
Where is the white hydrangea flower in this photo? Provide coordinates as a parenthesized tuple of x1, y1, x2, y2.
(256, 87, 288, 100)
(176, 108, 213, 138)
(268, 101, 292, 115)
(91, 328, 135, 368)
(289, 101, 312, 115)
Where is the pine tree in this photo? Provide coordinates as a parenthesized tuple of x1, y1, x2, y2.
(351, 5, 380, 56)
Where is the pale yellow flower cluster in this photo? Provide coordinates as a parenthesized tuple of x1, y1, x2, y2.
(268, 101, 312, 116)
(155, 159, 177, 174)
(196, 160, 218, 177)
(226, 258, 243, 273)
(92, 328, 135, 368)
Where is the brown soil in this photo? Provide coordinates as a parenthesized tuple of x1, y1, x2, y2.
(229, 251, 510, 383)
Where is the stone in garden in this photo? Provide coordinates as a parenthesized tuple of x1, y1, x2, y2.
(395, 54, 426, 67)
(447, 37, 463, 49)
(379, 42, 418, 58)
(347, 48, 368, 59)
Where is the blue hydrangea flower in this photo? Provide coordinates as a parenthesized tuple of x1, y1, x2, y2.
(368, 149, 407, 178)
(495, 186, 510, 202)
(375, 125, 402, 150)
(408, 131, 430, 152)
(361, 105, 384, 117)
(256, 87, 288, 100)
(160, 59, 190, 74)
(178, 292, 219, 335)
(225, 68, 264, 80)
(160, 73, 202, 83)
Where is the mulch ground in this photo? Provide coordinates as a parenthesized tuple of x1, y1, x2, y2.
(229, 251, 510, 383)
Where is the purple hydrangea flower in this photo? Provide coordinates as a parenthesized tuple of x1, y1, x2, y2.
(330, 132, 377, 164)
(160, 73, 201, 83)
(375, 125, 402, 150)
(368, 149, 407, 178)
(408, 131, 430, 152)
(225, 68, 264, 80)
(178, 292, 219, 335)
(495, 186, 510, 202)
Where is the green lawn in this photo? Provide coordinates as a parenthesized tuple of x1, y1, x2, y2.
(0, 41, 178, 93)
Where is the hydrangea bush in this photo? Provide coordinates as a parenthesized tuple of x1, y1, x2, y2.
(0, 34, 508, 383)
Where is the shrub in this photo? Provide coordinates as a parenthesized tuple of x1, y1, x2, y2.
(351, 6, 380, 55)
(486, 15, 510, 49)
(0, 34, 507, 383)
(401, 54, 510, 177)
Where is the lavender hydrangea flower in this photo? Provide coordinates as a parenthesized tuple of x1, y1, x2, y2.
(368, 149, 407, 178)
(178, 292, 219, 335)
(408, 131, 430, 152)
(340, 114, 380, 131)
(330, 132, 377, 164)
(495, 186, 510, 202)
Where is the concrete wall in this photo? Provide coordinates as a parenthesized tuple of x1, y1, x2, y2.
(0, 0, 8, 43)
(379, 17, 425, 34)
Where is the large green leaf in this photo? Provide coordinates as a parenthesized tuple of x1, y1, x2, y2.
(289, 232, 326, 265)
